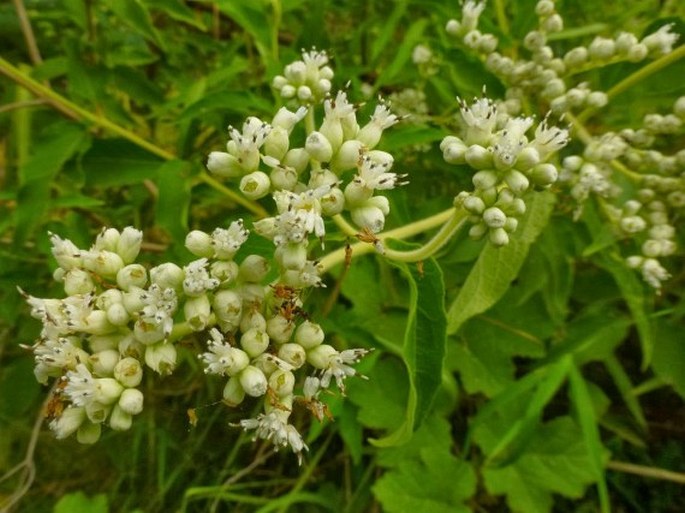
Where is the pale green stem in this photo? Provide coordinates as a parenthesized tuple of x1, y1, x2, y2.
(546, 23, 608, 42)
(0, 56, 268, 217)
(576, 44, 685, 124)
(607, 460, 685, 485)
(319, 207, 457, 272)
(383, 208, 468, 262)
(331, 214, 358, 237)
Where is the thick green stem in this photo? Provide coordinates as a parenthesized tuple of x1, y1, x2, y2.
(319, 207, 457, 272)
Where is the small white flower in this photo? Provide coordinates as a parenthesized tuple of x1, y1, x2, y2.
(532, 115, 570, 159)
(63, 363, 98, 407)
(199, 328, 250, 376)
(211, 220, 249, 259)
(353, 154, 407, 191)
(238, 409, 309, 464)
(183, 259, 220, 297)
(316, 347, 370, 393)
(139, 284, 178, 337)
(458, 96, 498, 145)
(49, 233, 82, 270)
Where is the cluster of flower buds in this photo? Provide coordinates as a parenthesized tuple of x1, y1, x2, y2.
(272, 48, 334, 104)
(447, 1, 678, 117)
(23, 221, 370, 460)
(441, 94, 569, 246)
(559, 96, 685, 289)
(207, 48, 407, 237)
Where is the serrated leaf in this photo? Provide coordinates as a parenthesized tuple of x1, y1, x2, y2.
(371, 256, 446, 446)
(476, 416, 597, 513)
(54, 492, 108, 513)
(374, 446, 475, 513)
(447, 191, 555, 334)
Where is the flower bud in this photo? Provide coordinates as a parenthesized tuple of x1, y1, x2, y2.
(295, 320, 325, 349)
(351, 205, 385, 233)
(90, 334, 120, 353)
(469, 222, 487, 240)
(466, 145, 493, 169)
(109, 404, 133, 431)
(240, 309, 267, 333)
(297, 85, 312, 101)
(240, 171, 271, 200)
(269, 165, 299, 190)
(472, 170, 499, 190)
(320, 187, 346, 216)
(94, 378, 124, 405)
(239, 366, 268, 397)
(489, 227, 510, 246)
(627, 43, 648, 62)
(89, 349, 120, 377)
(144, 342, 177, 375)
(240, 328, 270, 358)
(114, 357, 143, 387)
(51, 406, 86, 439)
(277, 343, 306, 369)
(222, 376, 245, 406)
(134, 318, 166, 345)
(116, 264, 148, 291)
(283, 148, 310, 175)
(542, 13, 563, 32)
(239, 283, 266, 307)
(185, 230, 214, 258)
(275, 243, 308, 271)
(95, 228, 120, 252)
(563, 47, 588, 68)
(184, 294, 212, 331)
(119, 334, 145, 360)
(266, 314, 295, 344)
(504, 217, 519, 233)
(84, 310, 116, 336)
(269, 369, 295, 398)
(63, 268, 96, 296)
(305, 132, 333, 162)
(76, 422, 101, 444)
(149, 263, 184, 291)
(463, 195, 486, 215)
(280, 84, 296, 98)
(118, 388, 144, 415)
(306, 344, 337, 369)
(530, 163, 558, 187)
(504, 170, 530, 195)
(331, 139, 364, 172)
(117, 227, 143, 264)
(240, 255, 270, 283)
(482, 207, 507, 228)
(443, 140, 468, 164)
(213, 289, 243, 325)
(107, 303, 130, 326)
(207, 152, 242, 178)
(211, 261, 240, 286)
(82, 250, 124, 279)
(84, 401, 110, 424)
(344, 181, 373, 207)
(263, 127, 290, 161)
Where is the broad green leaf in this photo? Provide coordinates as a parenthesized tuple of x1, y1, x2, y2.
(447, 191, 555, 334)
(568, 363, 611, 513)
(375, 19, 429, 88)
(155, 160, 192, 244)
(651, 320, 685, 399)
(485, 356, 571, 467)
(0, 359, 40, 418)
(603, 355, 647, 429)
(374, 451, 475, 513)
(372, 255, 446, 446)
(15, 123, 89, 244)
(82, 139, 164, 187)
(597, 251, 654, 368)
(376, 414, 454, 468)
(110, 0, 167, 50)
(476, 416, 597, 513)
(54, 492, 109, 513)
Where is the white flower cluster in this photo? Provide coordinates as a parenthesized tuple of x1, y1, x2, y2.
(24, 222, 371, 461)
(447, 1, 679, 117)
(208, 48, 407, 238)
(272, 48, 334, 103)
(441, 95, 569, 246)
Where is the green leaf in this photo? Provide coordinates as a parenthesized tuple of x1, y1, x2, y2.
(0, 359, 41, 418)
(476, 416, 597, 513)
(82, 139, 164, 187)
(651, 319, 685, 399)
(155, 160, 192, 244)
(109, 0, 167, 50)
(375, 19, 429, 88)
(216, 1, 275, 68)
(447, 191, 555, 334)
(15, 123, 89, 244)
(371, 256, 447, 446)
(370, 1, 408, 64)
(143, 0, 207, 30)
(598, 251, 654, 369)
(374, 452, 475, 513)
(54, 492, 109, 513)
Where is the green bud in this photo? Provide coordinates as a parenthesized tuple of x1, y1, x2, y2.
(117, 264, 148, 291)
(114, 357, 143, 388)
(109, 404, 133, 431)
(118, 388, 144, 415)
(295, 321, 325, 349)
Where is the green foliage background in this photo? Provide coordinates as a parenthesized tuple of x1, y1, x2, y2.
(1, 0, 684, 512)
